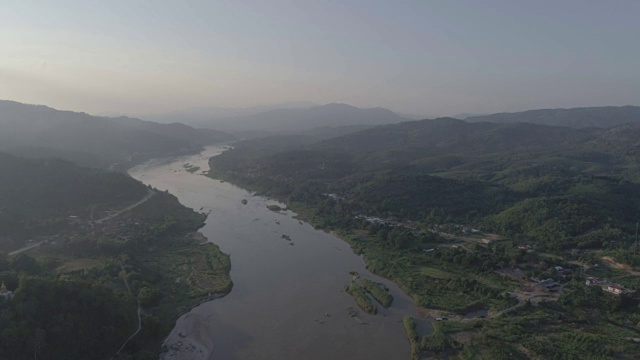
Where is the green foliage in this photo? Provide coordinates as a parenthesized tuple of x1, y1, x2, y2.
(0, 152, 148, 248)
(420, 322, 459, 352)
(209, 118, 640, 252)
(207, 118, 640, 359)
(138, 287, 162, 308)
(402, 316, 420, 360)
(359, 278, 393, 307)
(345, 282, 377, 314)
(0, 276, 137, 360)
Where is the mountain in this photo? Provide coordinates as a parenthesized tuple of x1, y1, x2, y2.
(144, 101, 318, 125)
(0, 151, 148, 249)
(193, 103, 410, 136)
(450, 112, 486, 119)
(0, 100, 235, 168)
(465, 106, 640, 128)
(209, 117, 640, 251)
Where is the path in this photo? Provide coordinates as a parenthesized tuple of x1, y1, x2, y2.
(96, 189, 155, 224)
(8, 241, 45, 256)
(8, 189, 156, 257)
(112, 262, 143, 359)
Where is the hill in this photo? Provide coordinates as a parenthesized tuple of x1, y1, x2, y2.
(207, 116, 640, 359)
(193, 103, 409, 136)
(0, 152, 149, 249)
(0, 151, 232, 359)
(209, 117, 640, 250)
(144, 101, 318, 125)
(0, 100, 235, 168)
(465, 106, 640, 128)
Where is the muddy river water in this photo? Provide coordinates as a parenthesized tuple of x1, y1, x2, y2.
(129, 146, 428, 360)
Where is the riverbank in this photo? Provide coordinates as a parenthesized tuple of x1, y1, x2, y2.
(132, 145, 422, 360)
(112, 192, 233, 358)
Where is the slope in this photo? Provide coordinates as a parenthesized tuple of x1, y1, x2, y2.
(465, 106, 640, 128)
(0, 100, 235, 168)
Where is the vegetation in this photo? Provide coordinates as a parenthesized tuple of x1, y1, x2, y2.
(207, 117, 640, 358)
(0, 100, 235, 170)
(345, 282, 377, 315)
(0, 154, 232, 359)
(0, 152, 148, 250)
(402, 316, 420, 360)
(183, 163, 201, 173)
(465, 105, 640, 128)
(359, 278, 393, 307)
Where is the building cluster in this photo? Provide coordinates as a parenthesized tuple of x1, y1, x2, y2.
(554, 266, 574, 278)
(0, 282, 13, 301)
(585, 276, 634, 295)
(530, 277, 561, 292)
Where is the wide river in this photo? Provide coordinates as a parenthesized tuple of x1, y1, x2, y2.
(129, 146, 428, 360)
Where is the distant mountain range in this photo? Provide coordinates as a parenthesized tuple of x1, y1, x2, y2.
(191, 103, 410, 136)
(465, 106, 640, 128)
(0, 151, 148, 248)
(143, 101, 318, 124)
(210, 116, 640, 252)
(0, 100, 235, 168)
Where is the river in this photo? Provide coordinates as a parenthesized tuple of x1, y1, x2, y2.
(129, 146, 428, 360)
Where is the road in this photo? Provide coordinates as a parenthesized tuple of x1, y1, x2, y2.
(8, 189, 156, 257)
(112, 262, 143, 359)
(95, 189, 155, 224)
(8, 241, 45, 256)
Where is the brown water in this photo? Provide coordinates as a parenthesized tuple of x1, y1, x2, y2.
(129, 146, 428, 360)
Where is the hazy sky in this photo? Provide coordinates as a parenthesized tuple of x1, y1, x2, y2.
(1, 0, 639, 116)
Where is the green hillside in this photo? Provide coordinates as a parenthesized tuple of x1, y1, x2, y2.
(0, 100, 235, 169)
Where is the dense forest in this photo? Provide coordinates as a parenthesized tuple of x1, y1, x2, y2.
(208, 116, 640, 358)
(0, 100, 235, 169)
(0, 152, 148, 249)
(210, 118, 640, 251)
(465, 105, 640, 128)
(0, 153, 231, 359)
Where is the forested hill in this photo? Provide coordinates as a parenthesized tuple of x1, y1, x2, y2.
(0, 152, 148, 249)
(209, 118, 640, 250)
(0, 100, 235, 168)
(194, 103, 409, 135)
(0, 153, 231, 359)
(465, 105, 640, 128)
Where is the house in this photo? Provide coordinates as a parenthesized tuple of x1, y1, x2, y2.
(585, 276, 606, 286)
(558, 269, 574, 278)
(0, 282, 13, 301)
(605, 284, 625, 295)
(536, 278, 560, 291)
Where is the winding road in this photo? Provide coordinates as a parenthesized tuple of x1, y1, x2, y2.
(96, 189, 156, 224)
(112, 261, 143, 359)
(8, 189, 156, 257)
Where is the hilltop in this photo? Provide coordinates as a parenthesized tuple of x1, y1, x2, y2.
(0, 100, 235, 169)
(192, 103, 409, 136)
(209, 117, 640, 250)
(465, 105, 640, 128)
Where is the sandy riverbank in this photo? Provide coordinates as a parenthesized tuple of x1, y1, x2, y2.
(160, 313, 216, 360)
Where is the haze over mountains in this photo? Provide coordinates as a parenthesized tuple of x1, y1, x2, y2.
(182, 103, 410, 137)
(3, 99, 640, 171)
(144, 101, 318, 125)
(210, 114, 640, 253)
(465, 106, 640, 128)
(0, 100, 234, 169)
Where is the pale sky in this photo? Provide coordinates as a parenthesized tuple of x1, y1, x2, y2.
(1, 0, 639, 116)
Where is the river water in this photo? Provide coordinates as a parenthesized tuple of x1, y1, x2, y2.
(129, 146, 427, 360)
